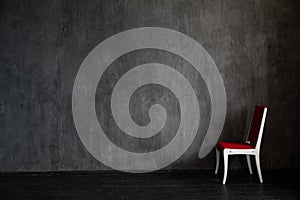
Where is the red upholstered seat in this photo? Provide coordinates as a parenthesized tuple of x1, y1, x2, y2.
(217, 142, 254, 151)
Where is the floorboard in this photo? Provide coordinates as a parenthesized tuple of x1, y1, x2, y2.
(0, 170, 299, 200)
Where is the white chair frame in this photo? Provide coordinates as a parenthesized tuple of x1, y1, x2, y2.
(215, 107, 268, 184)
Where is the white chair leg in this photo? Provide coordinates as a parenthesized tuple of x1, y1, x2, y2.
(215, 148, 220, 174)
(246, 155, 253, 174)
(255, 154, 263, 183)
(222, 151, 228, 184)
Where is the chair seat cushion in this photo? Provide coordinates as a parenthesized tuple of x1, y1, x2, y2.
(217, 142, 254, 151)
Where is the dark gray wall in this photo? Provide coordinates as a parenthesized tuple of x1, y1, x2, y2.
(0, 0, 299, 172)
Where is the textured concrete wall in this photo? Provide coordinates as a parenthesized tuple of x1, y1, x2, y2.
(0, 0, 299, 172)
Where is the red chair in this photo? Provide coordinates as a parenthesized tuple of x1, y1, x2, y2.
(215, 105, 268, 184)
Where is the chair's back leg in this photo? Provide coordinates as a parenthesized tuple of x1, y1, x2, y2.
(255, 154, 263, 183)
(246, 155, 253, 174)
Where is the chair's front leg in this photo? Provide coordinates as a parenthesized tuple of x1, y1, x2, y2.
(215, 148, 220, 174)
(222, 150, 229, 184)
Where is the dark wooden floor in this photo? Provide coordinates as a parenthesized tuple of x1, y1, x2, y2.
(0, 170, 299, 200)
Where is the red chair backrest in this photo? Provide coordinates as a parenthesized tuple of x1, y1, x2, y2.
(248, 105, 267, 145)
